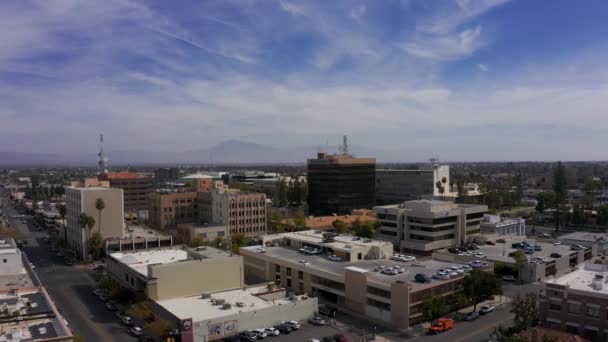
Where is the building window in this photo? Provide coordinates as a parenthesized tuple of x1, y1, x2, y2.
(275, 265, 280, 273)
(286, 268, 291, 276)
(568, 303, 580, 314)
(298, 271, 303, 280)
(287, 278, 292, 288)
(367, 298, 391, 311)
(367, 286, 391, 299)
(587, 306, 599, 318)
(2, 259, 6, 263)
(549, 303, 561, 311)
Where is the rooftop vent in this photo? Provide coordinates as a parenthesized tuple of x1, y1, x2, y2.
(221, 303, 232, 310)
(201, 293, 211, 299)
(289, 295, 297, 301)
(215, 299, 226, 306)
(236, 302, 245, 307)
(593, 274, 605, 290)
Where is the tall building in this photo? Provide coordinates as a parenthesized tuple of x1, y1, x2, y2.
(65, 186, 124, 259)
(106, 172, 154, 213)
(373, 200, 488, 255)
(147, 191, 198, 231)
(307, 138, 375, 215)
(154, 167, 181, 183)
(375, 165, 450, 205)
(211, 189, 267, 238)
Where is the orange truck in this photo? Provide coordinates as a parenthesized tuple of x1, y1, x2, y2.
(428, 318, 455, 334)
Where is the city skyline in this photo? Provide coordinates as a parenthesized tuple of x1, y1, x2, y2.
(2, 0, 608, 161)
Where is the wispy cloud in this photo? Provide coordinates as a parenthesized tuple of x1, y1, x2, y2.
(279, 0, 306, 16)
(350, 4, 367, 22)
(404, 25, 483, 60)
(478, 63, 488, 72)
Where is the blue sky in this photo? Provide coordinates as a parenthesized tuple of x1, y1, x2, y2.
(1, 0, 608, 161)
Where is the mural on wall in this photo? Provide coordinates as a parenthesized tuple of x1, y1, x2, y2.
(209, 323, 221, 336)
(224, 321, 237, 333)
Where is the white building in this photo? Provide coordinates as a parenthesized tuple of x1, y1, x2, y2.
(65, 187, 124, 260)
(0, 239, 26, 277)
(373, 200, 488, 255)
(480, 215, 526, 236)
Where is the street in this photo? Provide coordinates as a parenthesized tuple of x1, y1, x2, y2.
(2, 199, 136, 342)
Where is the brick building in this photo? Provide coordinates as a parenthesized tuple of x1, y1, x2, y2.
(148, 191, 198, 231)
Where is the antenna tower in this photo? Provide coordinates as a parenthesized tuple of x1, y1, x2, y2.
(339, 135, 349, 155)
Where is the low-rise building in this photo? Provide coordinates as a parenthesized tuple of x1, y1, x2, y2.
(104, 225, 173, 253)
(0, 238, 73, 341)
(558, 232, 608, 255)
(480, 215, 526, 236)
(540, 263, 608, 341)
(241, 234, 493, 329)
(150, 284, 316, 342)
(106, 246, 243, 301)
(175, 223, 229, 245)
(374, 200, 488, 255)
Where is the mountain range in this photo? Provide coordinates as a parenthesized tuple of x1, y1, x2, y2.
(0, 139, 406, 166)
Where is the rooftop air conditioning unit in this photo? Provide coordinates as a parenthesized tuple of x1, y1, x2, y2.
(201, 293, 211, 299)
(289, 295, 297, 301)
(222, 303, 232, 310)
(215, 299, 226, 306)
(593, 274, 604, 290)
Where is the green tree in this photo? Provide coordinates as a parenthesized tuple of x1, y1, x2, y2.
(191, 235, 204, 247)
(512, 250, 528, 282)
(56, 204, 67, 241)
(421, 296, 448, 325)
(450, 294, 470, 312)
(90, 232, 103, 260)
(463, 269, 502, 312)
(231, 233, 245, 254)
(436, 181, 445, 198)
(127, 302, 152, 320)
(353, 220, 377, 238)
(267, 210, 285, 233)
(79, 213, 92, 254)
(292, 208, 306, 228)
(276, 180, 289, 207)
(332, 219, 348, 234)
(553, 161, 567, 232)
(511, 293, 539, 331)
(95, 198, 105, 235)
(85, 215, 96, 260)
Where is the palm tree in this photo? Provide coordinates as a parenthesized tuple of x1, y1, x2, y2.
(56, 204, 67, 241)
(95, 198, 105, 235)
(78, 213, 90, 258)
(85, 215, 96, 261)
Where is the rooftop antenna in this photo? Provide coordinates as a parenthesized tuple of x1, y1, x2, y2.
(98, 134, 108, 177)
(339, 135, 349, 155)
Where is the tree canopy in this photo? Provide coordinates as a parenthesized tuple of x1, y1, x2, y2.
(463, 269, 502, 311)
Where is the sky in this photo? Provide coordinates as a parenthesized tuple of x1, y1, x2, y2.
(1, 0, 608, 161)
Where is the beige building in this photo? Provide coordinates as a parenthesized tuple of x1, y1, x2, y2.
(240, 240, 493, 329)
(150, 284, 316, 342)
(148, 191, 198, 231)
(175, 223, 228, 245)
(106, 246, 243, 301)
(211, 189, 266, 238)
(540, 263, 608, 341)
(374, 200, 488, 255)
(105, 225, 173, 253)
(65, 186, 124, 260)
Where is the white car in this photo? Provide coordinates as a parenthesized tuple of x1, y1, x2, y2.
(553, 241, 562, 246)
(450, 266, 465, 274)
(433, 273, 450, 280)
(256, 247, 267, 253)
(461, 265, 472, 272)
(391, 254, 403, 261)
(473, 252, 486, 258)
(401, 255, 416, 262)
(281, 320, 301, 329)
(479, 305, 495, 314)
(328, 255, 343, 262)
(264, 327, 280, 336)
(382, 268, 399, 275)
(252, 329, 268, 338)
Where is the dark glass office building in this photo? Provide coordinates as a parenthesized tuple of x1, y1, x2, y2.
(307, 153, 376, 215)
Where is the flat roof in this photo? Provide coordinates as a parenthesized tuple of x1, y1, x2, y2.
(122, 226, 172, 239)
(241, 246, 481, 289)
(474, 239, 577, 264)
(0, 274, 34, 291)
(111, 249, 189, 277)
(111, 246, 233, 277)
(155, 284, 304, 322)
(546, 267, 608, 295)
(264, 230, 391, 251)
(559, 232, 608, 243)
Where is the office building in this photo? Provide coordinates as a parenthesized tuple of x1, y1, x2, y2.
(307, 150, 376, 216)
(148, 191, 198, 231)
(0, 238, 72, 341)
(175, 223, 228, 245)
(241, 231, 493, 329)
(154, 168, 181, 183)
(65, 187, 124, 260)
(376, 165, 450, 204)
(106, 245, 243, 301)
(211, 189, 266, 238)
(106, 172, 154, 214)
(539, 263, 608, 341)
(374, 200, 488, 254)
(480, 215, 526, 236)
(558, 232, 608, 255)
(150, 284, 316, 342)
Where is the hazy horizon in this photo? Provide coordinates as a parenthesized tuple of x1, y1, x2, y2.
(2, 1, 608, 161)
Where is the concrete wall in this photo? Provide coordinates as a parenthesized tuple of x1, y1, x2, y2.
(192, 297, 317, 342)
(147, 256, 244, 301)
(344, 269, 367, 313)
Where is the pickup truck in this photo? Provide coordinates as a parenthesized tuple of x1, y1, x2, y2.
(429, 318, 455, 334)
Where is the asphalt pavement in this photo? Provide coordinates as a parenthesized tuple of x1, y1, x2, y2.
(2, 199, 137, 342)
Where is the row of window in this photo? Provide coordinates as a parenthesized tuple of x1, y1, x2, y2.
(410, 233, 455, 242)
(550, 302, 601, 319)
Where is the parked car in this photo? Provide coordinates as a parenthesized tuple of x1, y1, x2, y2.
(130, 327, 144, 337)
(502, 275, 516, 282)
(553, 241, 562, 246)
(550, 253, 562, 258)
(464, 312, 479, 321)
(415, 273, 431, 283)
(571, 245, 584, 251)
(273, 324, 292, 334)
(334, 334, 349, 342)
(309, 316, 327, 326)
(264, 327, 280, 336)
(496, 239, 506, 243)
(121, 315, 134, 326)
(105, 302, 117, 311)
(328, 255, 342, 262)
(479, 305, 495, 315)
(428, 318, 455, 334)
(281, 320, 301, 330)
(322, 337, 336, 342)
(98, 294, 109, 301)
(448, 247, 461, 254)
(251, 329, 267, 339)
(485, 241, 496, 245)
(238, 331, 258, 341)
(538, 233, 551, 238)
(524, 248, 534, 255)
(92, 263, 106, 271)
(381, 268, 399, 275)
(256, 247, 267, 253)
(433, 273, 450, 280)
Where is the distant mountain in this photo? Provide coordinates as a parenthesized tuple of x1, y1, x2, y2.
(0, 139, 404, 166)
